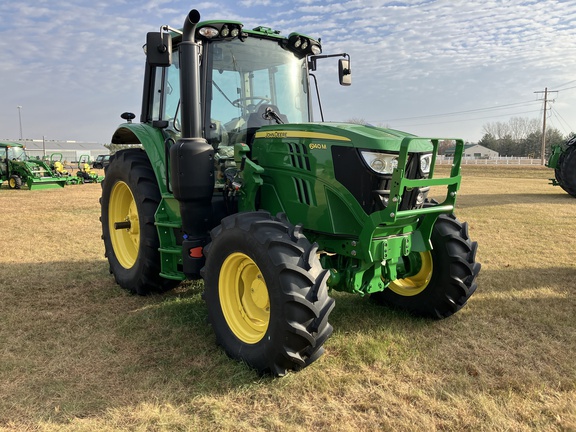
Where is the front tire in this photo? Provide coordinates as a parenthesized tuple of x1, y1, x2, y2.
(372, 213, 480, 318)
(202, 212, 335, 376)
(100, 149, 179, 295)
(8, 175, 22, 189)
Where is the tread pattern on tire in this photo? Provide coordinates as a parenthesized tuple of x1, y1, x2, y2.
(556, 145, 576, 197)
(372, 213, 481, 319)
(202, 211, 335, 376)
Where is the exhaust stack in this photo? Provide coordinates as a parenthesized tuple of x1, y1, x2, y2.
(170, 9, 214, 279)
(180, 9, 202, 139)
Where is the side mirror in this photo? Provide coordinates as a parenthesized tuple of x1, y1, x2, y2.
(338, 59, 351, 86)
(145, 32, 172, 67)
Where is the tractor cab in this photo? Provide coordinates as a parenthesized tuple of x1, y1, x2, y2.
(0, 142, 24, 181)
(6, 145, 26, 161)
(138, 21, 349, 150)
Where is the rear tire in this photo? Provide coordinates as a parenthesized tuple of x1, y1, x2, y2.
(202, 211, 335, 376)
(100, 149, 179, 295)
(371, 213, 480, 319)
(557, 145, 576, 197)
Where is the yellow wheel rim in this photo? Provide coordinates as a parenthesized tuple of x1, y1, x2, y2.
(389, 251, 433, 296)
(219, 252, 270, 344)
(109, 181, 140, 269)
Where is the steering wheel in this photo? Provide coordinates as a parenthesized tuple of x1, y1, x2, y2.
(232, 96, 271, 109)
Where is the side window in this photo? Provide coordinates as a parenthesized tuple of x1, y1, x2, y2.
(151, 67, 163, 121)
(150, 54, 181, 129)
(164, 54, 181, 127)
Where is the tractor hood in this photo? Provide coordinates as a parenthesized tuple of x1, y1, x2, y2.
(254, 122, 435, 153)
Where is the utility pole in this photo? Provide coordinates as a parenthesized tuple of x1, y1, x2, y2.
(17, 105, 23, 140)
(534, 87, 558, 165)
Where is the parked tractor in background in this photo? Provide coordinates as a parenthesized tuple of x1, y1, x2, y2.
(0, 141, 66, 190)
(92, 154, 110, 169)
(547, 135, 576, 197)
(100, 9, 480, 376)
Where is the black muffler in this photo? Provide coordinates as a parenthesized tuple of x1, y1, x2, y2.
(170, 9, 214, 279)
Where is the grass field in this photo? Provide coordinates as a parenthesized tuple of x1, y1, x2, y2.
(0, 165, 574, 431)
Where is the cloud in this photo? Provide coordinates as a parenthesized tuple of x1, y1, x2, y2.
(1, 0, 575, 142)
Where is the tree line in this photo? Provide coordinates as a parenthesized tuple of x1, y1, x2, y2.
(476, 117, 571, 158)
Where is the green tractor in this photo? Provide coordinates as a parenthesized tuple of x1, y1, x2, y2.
(101, 9, 480, 376)
(0, 141, 66, 190)
(547, 135, 576, 197)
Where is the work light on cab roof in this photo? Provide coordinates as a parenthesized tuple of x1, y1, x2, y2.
(198, 21, 242, 39)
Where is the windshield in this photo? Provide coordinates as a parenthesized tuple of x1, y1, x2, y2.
(7, 147, 26, 160)
(207, 36, 310, 146)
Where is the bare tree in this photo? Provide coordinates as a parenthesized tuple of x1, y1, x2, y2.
(508, 117, 540, 142)
(482, 117, 540, 141)
(346, 118, 368, 125)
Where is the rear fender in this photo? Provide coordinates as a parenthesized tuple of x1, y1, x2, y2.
(546, 144, 563, 169)
(111, 123, 169, 194)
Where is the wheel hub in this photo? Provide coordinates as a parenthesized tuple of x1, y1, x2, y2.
(219, 252, 270, 344)
(109, 181, 140, 269)
(388, 251, 433, 296)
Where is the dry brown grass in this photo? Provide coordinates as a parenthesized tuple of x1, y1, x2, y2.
(0, 165, 574, 431)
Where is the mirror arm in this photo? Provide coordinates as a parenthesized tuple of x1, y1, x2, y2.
(307, 52, 349, 71)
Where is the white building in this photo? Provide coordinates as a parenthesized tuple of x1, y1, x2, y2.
(444, 144, 499, 159)
(12, 139, 108, 163)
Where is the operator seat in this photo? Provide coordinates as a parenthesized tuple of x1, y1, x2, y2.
(245, 104, 287, 146)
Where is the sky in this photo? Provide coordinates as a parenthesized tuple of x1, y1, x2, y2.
(1, 0, 576, 144)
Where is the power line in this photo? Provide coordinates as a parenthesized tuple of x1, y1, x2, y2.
(549, 106, 575, 135)
(379, 108, 542, 127)
(554, 85, 576, 92)
(380, 99, 541, 122)
(553, 79, 576, 90)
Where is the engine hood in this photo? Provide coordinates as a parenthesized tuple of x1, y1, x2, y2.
(254, 122, 435, 153)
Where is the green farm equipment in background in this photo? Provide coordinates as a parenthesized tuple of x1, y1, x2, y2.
(100, 9, 480, 376)
(547, 135, 576, 197)
(47, 153, 82, 185)
(0, 141, 66, 190)
(46, 153, 105, 185)
(76, 155, 104, 184)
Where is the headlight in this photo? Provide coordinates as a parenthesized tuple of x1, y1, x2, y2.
(420, 153, 432, 174)
(360, 151, 399, 175)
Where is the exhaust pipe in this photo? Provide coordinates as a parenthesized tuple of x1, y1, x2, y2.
(180, 9, 202, 139)
(170, 9, 214, 279)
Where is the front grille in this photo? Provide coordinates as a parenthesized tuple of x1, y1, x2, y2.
(331, 146, 428, 214)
